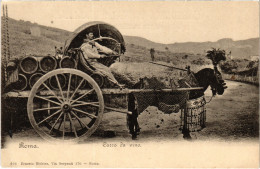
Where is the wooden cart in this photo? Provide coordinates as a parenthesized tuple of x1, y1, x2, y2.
(2, 21, 204, 142)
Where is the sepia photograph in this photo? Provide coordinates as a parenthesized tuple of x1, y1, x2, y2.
(1, 1, 259, 168)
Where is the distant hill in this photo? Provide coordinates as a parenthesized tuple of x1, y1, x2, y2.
(167, 38, 259, 59)
(124, 36, 166, 50)
(124, 36, 259, 59)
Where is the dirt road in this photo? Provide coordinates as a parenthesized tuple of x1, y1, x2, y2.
(2, 80, 259, 144)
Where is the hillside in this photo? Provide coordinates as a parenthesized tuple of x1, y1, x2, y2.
(1, 18, 70, 58)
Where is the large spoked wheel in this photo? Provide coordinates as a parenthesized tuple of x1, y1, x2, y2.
(27, 68, 104, 143)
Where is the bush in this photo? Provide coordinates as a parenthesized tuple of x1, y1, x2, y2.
(23, 29, 31, 35)
(219, 60, 238, 74)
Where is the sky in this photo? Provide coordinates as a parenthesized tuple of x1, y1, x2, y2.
(2, 1, 259, 44)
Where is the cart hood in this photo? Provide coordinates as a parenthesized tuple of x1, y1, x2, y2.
(64, 21, 125, 54)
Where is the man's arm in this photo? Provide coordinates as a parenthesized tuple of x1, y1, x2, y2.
(81, 43, 105, 59)
(95, 42, 117, 55)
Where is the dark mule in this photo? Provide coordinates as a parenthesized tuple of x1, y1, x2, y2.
(182, 67, 227, 139)
(127, 67, 227, 140)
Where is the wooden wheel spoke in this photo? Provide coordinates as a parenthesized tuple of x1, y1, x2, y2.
(69, 117, 72, 132)
(72, 101, 99, 107)
(57, 115, 63, 131)
(68, 113, 78, 138)
(37, 109, 61, 125)
(35, 95, 61, 105)
(49, 112, 64, 134)
(72, 108, 97, 119)
(42, 82, 63, 103)
(63, 113, 66, 140)
(67, 73, 72, 100)
(55, 75, 65, 101)
(34, 106, 61, 112)
(70, 89, 94, 104)
(70, 111, 90, 130)
(77, 119, 84, 129)
(69, 78, 85, 101)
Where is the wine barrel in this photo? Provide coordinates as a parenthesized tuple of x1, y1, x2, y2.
(19, 56, 38, 74)
(29, 73, 44, 89)
(49, 74, 66, 90)
(39, 56, 57, 73)
(70, 75, 86, 89)
(59, 56, 77, 69)
(12, 74, 28, 91)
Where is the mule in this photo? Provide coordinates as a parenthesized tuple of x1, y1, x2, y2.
(127, 67, 227, 139)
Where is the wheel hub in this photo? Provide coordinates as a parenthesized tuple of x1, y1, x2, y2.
(62, 102, 71, 112)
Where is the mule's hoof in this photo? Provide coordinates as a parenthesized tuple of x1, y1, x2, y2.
(132, 134, 138, 140)
(136, 128, 141, 134)
(183, 133, 192, 140)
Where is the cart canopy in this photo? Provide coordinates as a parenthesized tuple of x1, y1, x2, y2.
(64, 21, 125, 54)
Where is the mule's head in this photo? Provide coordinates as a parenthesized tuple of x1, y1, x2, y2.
(205, 48, 228, 96)
(210, 67, 227, 95)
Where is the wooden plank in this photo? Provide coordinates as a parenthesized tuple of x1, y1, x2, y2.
(128, 87, 203, 93)
(3, 87, 204, 98)
(104, 106, 132, 115)
(3, 91, 30, 98)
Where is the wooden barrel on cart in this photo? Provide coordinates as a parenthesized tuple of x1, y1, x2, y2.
(12, 74, 28, 91)
(39, 56, 57, 73)
(19, 56, 38, 74)
(29, 73, 44, 89)
(49, 73, 67, 90)
(59, 56, 77, 69)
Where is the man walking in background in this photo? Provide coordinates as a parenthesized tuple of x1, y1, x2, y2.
(150, 48, 155, 61)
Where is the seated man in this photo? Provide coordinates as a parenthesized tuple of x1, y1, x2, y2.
(80, 32, 123, 88)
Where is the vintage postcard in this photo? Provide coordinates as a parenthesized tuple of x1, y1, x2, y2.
(1, 1, 259, 168)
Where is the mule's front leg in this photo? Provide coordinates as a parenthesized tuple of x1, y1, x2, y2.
(126, 114, 137, 140)
(133, 112, 141, 135)
(127, 94, 140, 140)
(182, 129, 191, 140)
